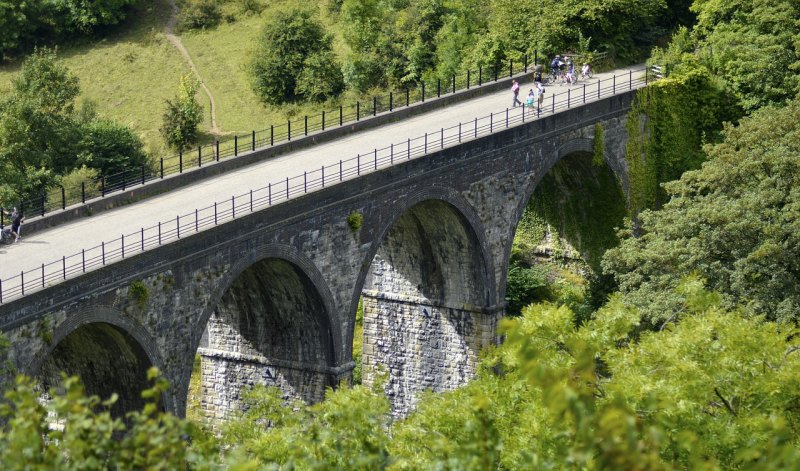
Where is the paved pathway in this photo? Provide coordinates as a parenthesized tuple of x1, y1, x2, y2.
(0, 65, 647, 300)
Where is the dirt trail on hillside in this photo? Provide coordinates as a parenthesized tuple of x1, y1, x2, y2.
(165, 0, 221, 137)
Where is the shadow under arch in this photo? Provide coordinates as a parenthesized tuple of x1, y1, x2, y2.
(29, 306, 168, 417)
(501, 136, 628, 310)
(186, 245, 340, 423)
(353, 188, 498, 416)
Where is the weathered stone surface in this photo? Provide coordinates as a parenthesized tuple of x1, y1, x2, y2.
(0, 91, 634, 423)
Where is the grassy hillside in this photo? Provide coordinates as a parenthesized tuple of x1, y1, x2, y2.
(0, 0, 191, 153)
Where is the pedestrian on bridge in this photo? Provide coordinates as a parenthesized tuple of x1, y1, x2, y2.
(511, 79, 522, 107)
(10, 207, 23, 243)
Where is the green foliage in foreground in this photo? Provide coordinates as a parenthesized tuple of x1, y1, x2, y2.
(605, 97, 800, 326)
(218, 282, 800, 469)
(0, 369, 218, 470)
(1, 283, 798, 469)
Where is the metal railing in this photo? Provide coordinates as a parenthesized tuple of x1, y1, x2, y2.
(2, 54, 555, 225)
(0, 67, 654, 305)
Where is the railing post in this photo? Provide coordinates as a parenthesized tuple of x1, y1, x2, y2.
(176, 216, 180, 238)
(195, 208, 198, 231)
(40, 192, 45, 217)
(424, 132, 427, 154)
(288, 119, 291, 141)
(339, 160, 343, 181)
(524, 54, 528, 73)
(321, 166, 325, 188)
(122, 234, 125, 258)
(474, 117, 477, 138)
(452, 74, 455, 94)
(82, 249, 85, 273)
(374, 148, 377, 169)
(340, 105, 343, 125)
(20, 272, 24, 296)
(357, 154, 360, 175)
(568, 88, 571, 108)
(613, 75, 616, 94)
(479, 66, 482, 86)
(122, 170, 127, 191)
(467, 70, 470, 89)
(62, 256, 66, 279)
(141, 165, 145, 185)
(304, 116, 308, 136)
(199, 145, 203, 167)
(41, 264, 44, 288)
(535, 49, 538, 66)
(271, 124, 274, 145)
(322, 111, 326, 131)
(141, 228, 144, 252)
(179, 149, 183, 173)
(101, 176, 105, 196)
(509, 60, 513, 77)
(629, 70, 632, 90)
(458, 122, 461, 142)
(0, 279, 3, 304)
(598, 80, 600, 99)
(407, 138, 411, 159)
(304, 172, 307, 193)
(490, 113, 493, 132)
(494, 61, 498, 81)
(506, 108, 508, 127)
(645, 67, 648, 85)
(441, 128, 444, 148)
(214, 203, 217, 224)
(235, 135, 238, 155)
(389, 92, 393, 111)
(160, 158, 164, 178)
(437, 78, 441, 98)
(102, 241, 105, 265)
(422, 83, 425, 102)
(232, 195, 236, 218)
(252, 130, 256, 151)
(158, 222, 161, 245)
(390, 143, 393, 164)
(61, 186, 65, 209)
(81, 182, 85, 204)
(357, 101, 360, 121)
(269, 183, 272, 204)
(406, 89, 410, 106)
(286, 177, 289, 199)
(552, 94, 555, 113)
(373, 96, 377, 116)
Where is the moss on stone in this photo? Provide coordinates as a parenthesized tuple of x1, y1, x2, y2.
(129, 280, 149, 310)
(347, 211, 363, 233)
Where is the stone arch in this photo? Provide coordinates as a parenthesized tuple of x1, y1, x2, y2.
(500, 135, 627, 301)
(186, 244, 340, 423)
(354, 187, 497, 416)
(29, 306, 168, 417)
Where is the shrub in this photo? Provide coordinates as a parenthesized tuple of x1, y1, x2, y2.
(250, 9, 343, 105)
(58, 166, 101, 204)
(179, 0, 222, 31)
(78, 119, 150, 176)
(160, 75, 203, 151)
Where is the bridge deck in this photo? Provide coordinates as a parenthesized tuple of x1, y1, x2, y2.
(0, 65, 647, 303)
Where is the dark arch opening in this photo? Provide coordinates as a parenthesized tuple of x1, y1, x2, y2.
(189, 257, 335, 423)
(358, 199, 491, 416)
(508, 151, 626, 318)
(37, 322, 154, 418)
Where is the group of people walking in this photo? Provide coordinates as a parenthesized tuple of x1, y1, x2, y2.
(511, 54, 594, 113)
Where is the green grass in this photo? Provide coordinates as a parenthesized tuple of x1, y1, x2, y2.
(0, 0, 191, 154)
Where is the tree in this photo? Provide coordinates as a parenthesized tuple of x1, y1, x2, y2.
(78, 119, 149, 176)
(160, 75, 203, 151)
(250, 9, 343, 105)
(0, 48, 81, 205)
(604, 97, 800, 325)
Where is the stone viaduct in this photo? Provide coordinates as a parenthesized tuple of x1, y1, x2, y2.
(0, 90, 635, 421)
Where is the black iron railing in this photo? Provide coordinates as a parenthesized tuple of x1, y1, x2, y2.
(3, 54, 551, 223)
(0, 67, 655, 304)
